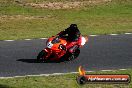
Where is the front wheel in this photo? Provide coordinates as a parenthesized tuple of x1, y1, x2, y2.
(37, 50, 46, 62)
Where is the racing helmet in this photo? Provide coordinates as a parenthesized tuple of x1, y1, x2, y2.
(69, 24, 78, 30)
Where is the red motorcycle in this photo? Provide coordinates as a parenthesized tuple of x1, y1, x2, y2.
(37, 35, 88, 62)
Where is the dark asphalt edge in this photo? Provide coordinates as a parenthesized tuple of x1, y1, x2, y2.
(0, 68, 127, 78)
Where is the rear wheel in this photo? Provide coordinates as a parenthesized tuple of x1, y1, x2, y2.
(66, 48, 80, 61)
(37, 50, 46, 62)
(73, 48, 80, 59)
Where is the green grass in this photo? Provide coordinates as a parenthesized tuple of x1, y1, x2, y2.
(0, 0, 132, 40)
(0, 69, 131, 88)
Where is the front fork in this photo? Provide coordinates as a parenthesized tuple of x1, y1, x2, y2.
(43, 48, 52, 59)
(44, 48, 67, 61)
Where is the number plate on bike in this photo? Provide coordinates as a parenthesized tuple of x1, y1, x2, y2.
(47, 41, 53, 48)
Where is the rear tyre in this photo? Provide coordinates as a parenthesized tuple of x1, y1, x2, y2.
(67, 48, 80, 61)
(37, 50, 46, 62)
(73, 48, 80, 59)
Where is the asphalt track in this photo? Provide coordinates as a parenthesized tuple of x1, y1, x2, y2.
(0, 34, 132, 77)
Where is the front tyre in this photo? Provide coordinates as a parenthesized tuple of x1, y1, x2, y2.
(37, 50, 46, 62)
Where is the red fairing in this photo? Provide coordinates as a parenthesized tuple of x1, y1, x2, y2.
(78, 36, 82, 47)
(37, 35, 88, 62)
(66, 36, 82, 49)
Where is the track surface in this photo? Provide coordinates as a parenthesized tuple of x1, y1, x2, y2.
(0, 34, 132, 77)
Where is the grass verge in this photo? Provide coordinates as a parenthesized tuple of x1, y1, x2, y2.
(0, 69, 131, 88)
(0, 0, 132, 40)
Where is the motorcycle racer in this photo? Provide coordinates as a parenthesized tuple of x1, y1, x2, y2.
(37, 24, 88, 62)
(57, 24, 81, 54)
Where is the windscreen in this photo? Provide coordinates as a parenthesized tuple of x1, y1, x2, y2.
(51, 37, 60, 44)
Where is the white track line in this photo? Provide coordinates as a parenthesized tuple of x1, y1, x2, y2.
(71, 72, 79, 74)
(119, 69, 127, 70)
(0, 71, 93, 79)
(0, 68, 128, 79)
(14, 76, 26, 78)
(89, 35, 98, 37)
(101, 70, 112, 71)
(40, 38, 47, 39)
(27, 74, 46, 77)
(53, 73, 66, 75)
(39, 74, 50, 76)
(86, 71, 95, 72)
(0, 77, 14, 79)
(4, 40, 14, 41)
(109, 34, 118, 35)
(25, 39, 32, 40)
(125, 33, 132, 34)
(2, 33, 132, 41)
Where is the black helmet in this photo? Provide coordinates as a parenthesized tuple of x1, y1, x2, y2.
(69, 24, 78, 29)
